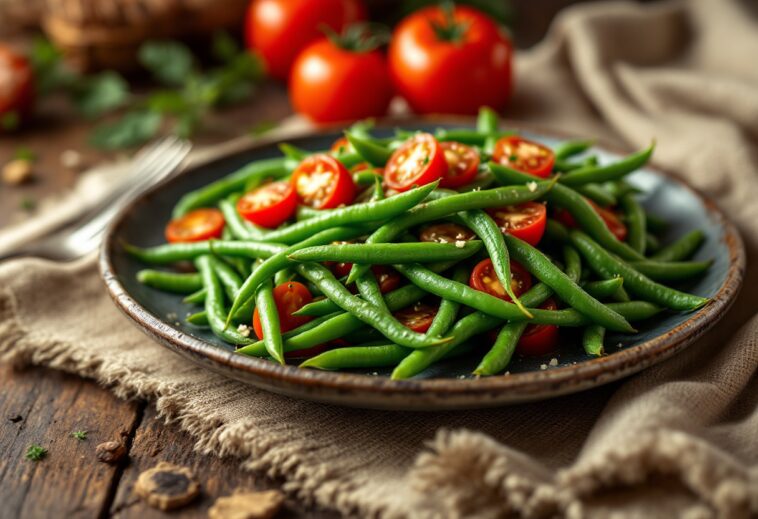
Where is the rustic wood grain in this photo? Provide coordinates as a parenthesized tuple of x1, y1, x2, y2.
(0, 364, 140, 519)
(110, 406, 336, 518)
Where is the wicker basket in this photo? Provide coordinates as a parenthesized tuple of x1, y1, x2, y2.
(41, 0, 250, 71)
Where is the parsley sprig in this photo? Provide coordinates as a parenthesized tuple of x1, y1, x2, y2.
(25, 444, 47, 461)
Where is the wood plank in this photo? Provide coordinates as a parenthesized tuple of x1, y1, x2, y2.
(0, 364, 140, 519)
(110, 405, 337, 519)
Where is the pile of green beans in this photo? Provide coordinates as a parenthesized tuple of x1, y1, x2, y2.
(128, 108, 711, 378)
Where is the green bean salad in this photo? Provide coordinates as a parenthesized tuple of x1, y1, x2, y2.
(128, 108, 710, 379)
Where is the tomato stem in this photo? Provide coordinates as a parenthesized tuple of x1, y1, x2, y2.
(320, 23, 390, 53)
(430, 2, 471, 43)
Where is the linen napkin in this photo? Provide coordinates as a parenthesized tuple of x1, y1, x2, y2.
(2, 0, 757, 517)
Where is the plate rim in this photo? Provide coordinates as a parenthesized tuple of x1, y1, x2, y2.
(99, 118, 746, 406)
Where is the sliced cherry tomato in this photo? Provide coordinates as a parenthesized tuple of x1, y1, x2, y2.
(517, 298, 560, 356)
(384, 133, 446, 192)
(165, 208, 225, 243)
(555, 199, 628, 241)
(439, 141, 480, 188)
(493, 136, 555, 178)
(253, 281, 314, 340)
(325, 241, 353, 278)
(419, 223, 475, 244)
(487, 202, 548, 246)
(394, 302, 437, 333)
(372, 265, 401, 293)
(0, 45, 35, 129)
(330, 136, 351, 155)
(284, 339, 349, 360)
(292, 154, 356, 209)
(237, 181, 297, 228)
(469, 259, 532, 301)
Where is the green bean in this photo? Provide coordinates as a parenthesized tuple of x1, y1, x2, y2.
(183, 288, 206, 304)
(294, 263, 448, 349)
(136, 270, 202, 293)
(371, 176, 384, 201)
(172, 157, 292, 218)
(554, 140, 593, 160)
(207, 254, 243, 301)
(296, 205, 321, 221)
(301, 344, 409, 370)
(289, 241, 482, 265)
(235, 311, 344, 356)
(569, 230, 709, 311)
(392, 311, 500, 379)
(227, 226, 368, 325)
(553, 160, 585, 172)
(353, 170, 383, 185)
(458, 172, 495, 192)
(646, 213, 669, 234)
(346, 180, 554, 283)
(238, 280, 430, 357)
(355, 269, 389, 313)
(627, 260, 712, 282)
(650, 230, 705, 262)
(255, 280, 285, 364)
(260, 181, 439, 244)
(563, 245, 582, 283)
(124, 240, 283, 264)
(345, 132, 392, 166)
(476, 106, 499, 153)
(504, 235, 633, 332)
(434, 128, 509, 146)
(645, 233, 661, 254)
(583, 325, 605, 356)
(426, 266, 467, 336)
(575, 183, 617, 207)
(218, 197, 263, 240)
(619, 190, 646, 254)
(581, 277, 624, 300)
(195, 255, 253, 345)
(458, 209, 530, 316)
(274, 268, 294, 285)
(559, 143, 654, 187)
(395, 262, 634, 331)
(489, 162, 645, 261)
(279, 143, 309, 161)
(186, 311, 209, 326)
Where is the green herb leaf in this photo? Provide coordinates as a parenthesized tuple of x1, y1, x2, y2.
(146, 90, 191, 115)
(89, 111, 162, 150)
(72, 72, 130, 119)
(212, 32, 239, 63)
(26, 444, 47, 461)
(139, 41, 194, 87)
(1, 112, 19, 131)
(28, 37, 75, 94)
(14, 147, 36, 162)
(19, 196, 36, 212)
(71, 430, 88, 441)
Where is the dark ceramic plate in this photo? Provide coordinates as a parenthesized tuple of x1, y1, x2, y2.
(100, 121, 745, 410)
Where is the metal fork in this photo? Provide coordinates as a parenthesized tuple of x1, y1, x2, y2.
(0, 137, 192, 262)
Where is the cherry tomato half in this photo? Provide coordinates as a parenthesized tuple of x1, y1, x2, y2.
(517, 298, 560, 356)
(394, 302, 438, 333)
(165, 208, 225, 243)
(292, 154, 356, 209)
(237, 181, 297, 228)
(419, 223, 476, 244)
(469, 259, 532, 301)
(493, 136, 555, 178)
(487, 202, 547, 246)
(253, 281, 314, 340)
(0, 45, 34, 129)
(372, 265, 401, 293)
(440, 141, 480, 188)
(555, 199, 628, 242)
(290, 37, 393, 123)
(388, 5, 513, 114)
(244, 0, 366, 81)
(384, 133, 447, 192)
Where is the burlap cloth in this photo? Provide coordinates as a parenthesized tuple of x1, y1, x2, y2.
(2, 1, 757, 517)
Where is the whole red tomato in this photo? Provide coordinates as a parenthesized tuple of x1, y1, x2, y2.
(290, 36, 393, 123)
(388, 5, 512, 115)
(0, 45, 34, 129)
(245, 0, 367, 81)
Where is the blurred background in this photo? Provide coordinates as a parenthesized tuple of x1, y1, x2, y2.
(0, 0, 658, 226)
